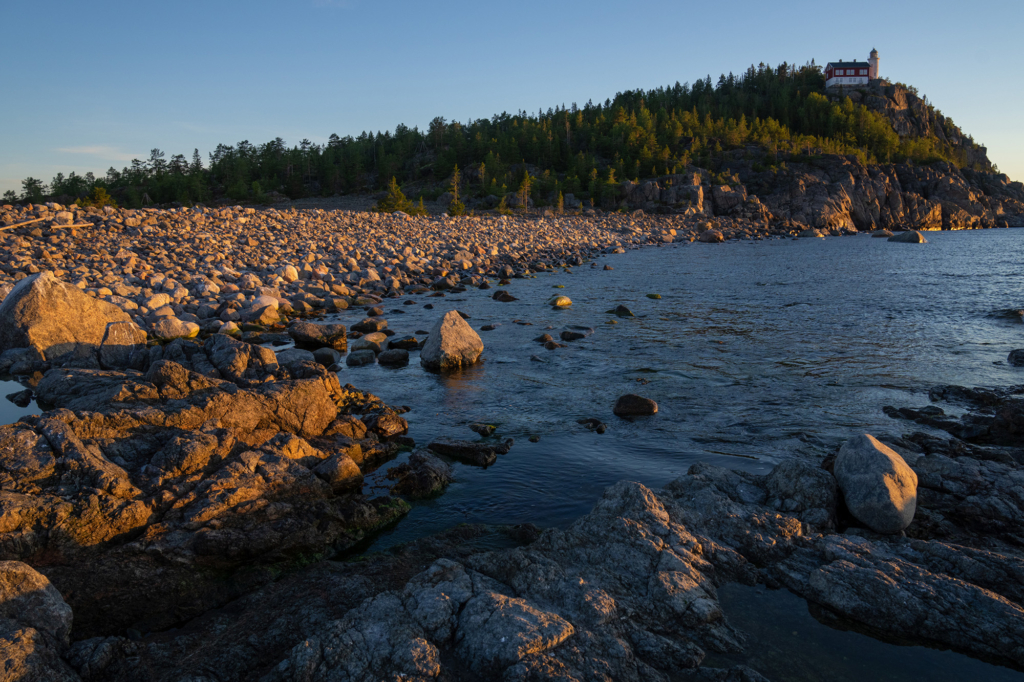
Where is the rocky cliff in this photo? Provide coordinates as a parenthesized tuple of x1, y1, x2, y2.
(618, 154, 1024, 233)
(850, 81, 992, 171)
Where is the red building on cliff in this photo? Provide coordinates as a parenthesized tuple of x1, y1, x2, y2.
(825, 49, 879, 88)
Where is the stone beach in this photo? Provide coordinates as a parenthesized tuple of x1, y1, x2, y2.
(1, 197, 1024, 680)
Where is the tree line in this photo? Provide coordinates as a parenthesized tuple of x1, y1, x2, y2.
(6, 61, 987, 209)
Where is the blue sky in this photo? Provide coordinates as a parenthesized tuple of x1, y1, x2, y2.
(2, 0, 1022, 196)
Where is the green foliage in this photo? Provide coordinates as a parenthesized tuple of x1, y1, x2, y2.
(447, 164, 465, 216)
(374, 176, 416, 213)
(22, 61, 987, 207)
(410, 197, 428, 216)
(447, 198, 466, 216)
(20, 177, 46, 202)
(76, 186, 118, 208)
(2, 190, 17, 203)
(517, 171, 532, 211)
(496, 195, 512, 215)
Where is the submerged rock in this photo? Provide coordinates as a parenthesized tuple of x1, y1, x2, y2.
(386, 451, 454, 498)
(427, 436, 514, 466)
(420, 310, 484, 371)
(887, 230, 927, 243)
(834, 434, 917, 533)
(613, 394, 658, 417)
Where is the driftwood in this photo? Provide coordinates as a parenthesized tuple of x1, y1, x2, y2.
(0, 216, 45, 231)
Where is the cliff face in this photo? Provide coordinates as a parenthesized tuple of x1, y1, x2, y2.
(845, 81, 992, 171)
(620, 152, 1024, 232)
(753, 157, 1024, 231)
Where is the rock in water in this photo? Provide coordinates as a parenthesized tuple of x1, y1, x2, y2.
(420, 310, 484, 371)
(834, 434, 918, 533)
(548, 295, 572, 308)
(887, 230, 927, 243)
(386, 451, 454, 498)
(698, 229, 724, 243)
(1009, 349, 1024, 367)
(613, 394, 658, 417)
(0, 271, 136, 366)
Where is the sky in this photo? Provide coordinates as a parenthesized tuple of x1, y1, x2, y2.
(2, 0, 1022, 196)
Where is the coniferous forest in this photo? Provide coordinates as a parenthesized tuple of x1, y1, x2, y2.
(8, 61, 990, 209)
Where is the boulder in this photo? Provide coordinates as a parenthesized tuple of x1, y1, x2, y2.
(275, 348, 316, 367)
(420, 310, 484, 371)
(350, 332, 388, 354)
(0, 271, 134, 364)
(151, 317, 200, 341)
(0, 561, 78, 682)
(833, 434, 918, 533)
(386, 451, 454, 498)
(98, 321, 148, 369)
(1009, 349, 1024, 367)
(613, 394, 658, 417)
(887, 230, 927, 243)
(378, 348, 410, 366)
(871, 229, 894, 238)
(346, 349, 376, 367)
(698, 229, 724, 243)
(288, 320, 347, 351)
(548, 295, 572, 307)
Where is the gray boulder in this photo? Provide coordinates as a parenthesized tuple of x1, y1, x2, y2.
(887, 230, 927, 243)
(151, 317, 199, 342)
(288, 320, 347, 350)
(420, 310, 484, 371)
(833, 434, 918, 533)
(346, 349, 376, 367)
(1008, 349, 1024, 367)
(0, 561, 79, 682)
(0, 271, 136, 365)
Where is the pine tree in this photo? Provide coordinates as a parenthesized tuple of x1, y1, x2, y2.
(448, 164, 465, 216)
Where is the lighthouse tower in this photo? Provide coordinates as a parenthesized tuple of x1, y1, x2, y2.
(869, 48, 880, 80)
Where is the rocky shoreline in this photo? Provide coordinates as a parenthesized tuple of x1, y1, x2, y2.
(3, 353, 1024, 681)
(1, 197, 1024, 679)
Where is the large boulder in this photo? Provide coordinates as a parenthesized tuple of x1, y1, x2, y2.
(288, 320, 347, 351)
(613, 394, 658, 417)
(887, 230, 927, 243)
(0, 561, 79, 682)
(420, 310, 484, 371)
(0, 271, 138, 366)
(833, 434, 918, 533)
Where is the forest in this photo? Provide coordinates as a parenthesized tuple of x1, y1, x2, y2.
(6, 61, 987, 209)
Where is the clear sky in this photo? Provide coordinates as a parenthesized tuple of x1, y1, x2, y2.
(2, 0, 1022, 196)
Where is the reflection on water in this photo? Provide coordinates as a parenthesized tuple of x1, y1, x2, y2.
(336, 230, 1024, 550)
(707, 583, 1024, 681)
(0, 378, 39, 424)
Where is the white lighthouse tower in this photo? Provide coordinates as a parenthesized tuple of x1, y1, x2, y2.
(869, 48, 880, 80)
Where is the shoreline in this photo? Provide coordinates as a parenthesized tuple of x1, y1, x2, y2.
(1, 206, 1024, 680)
